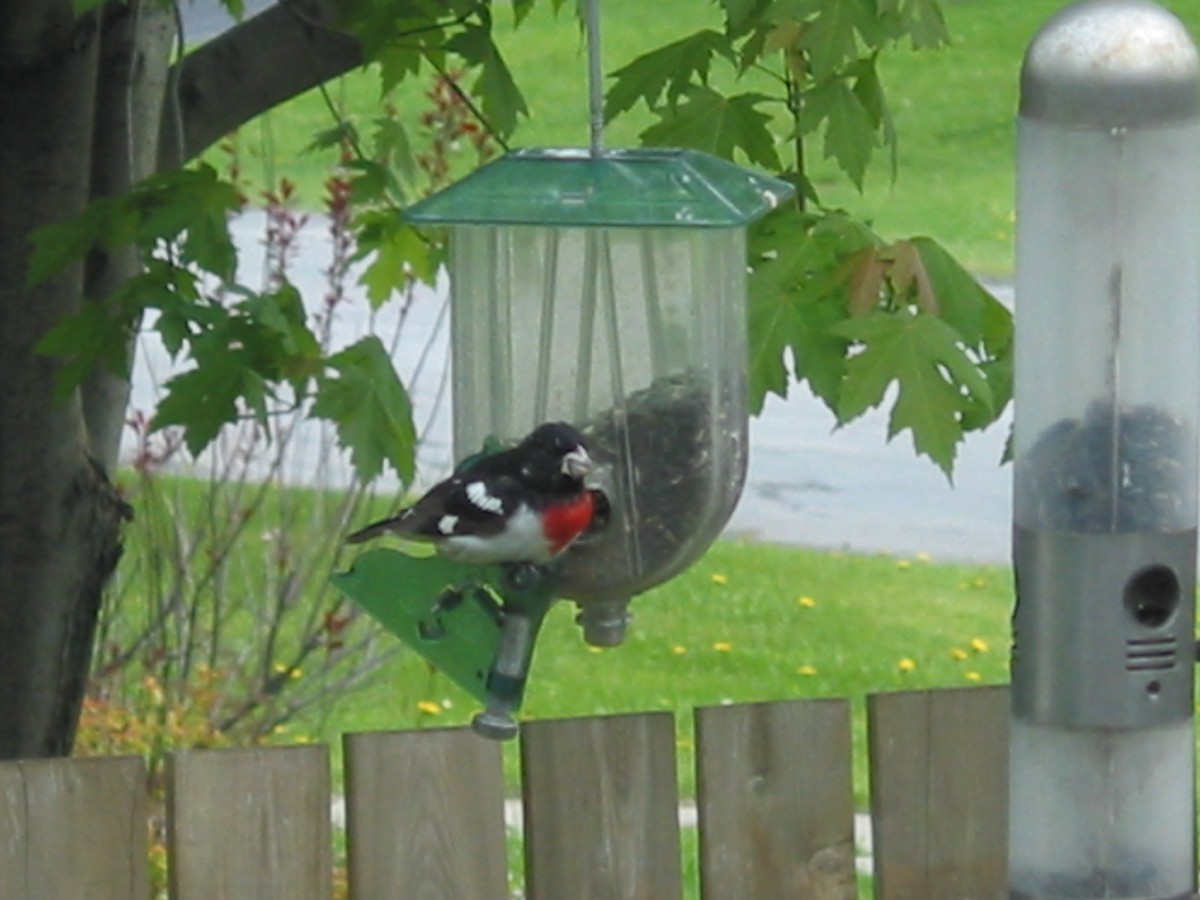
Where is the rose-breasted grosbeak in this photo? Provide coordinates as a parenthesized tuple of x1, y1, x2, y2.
(346, 422, 600, 566)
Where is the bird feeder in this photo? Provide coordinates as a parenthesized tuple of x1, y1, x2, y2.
(408, 147, 789, 630)
(333, 0, 792, 739)
(1010, 1, 1200, 896)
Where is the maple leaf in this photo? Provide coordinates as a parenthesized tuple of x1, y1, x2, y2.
(354, 217, 439, 307)
(152, 363, 268, 457)
(832, 309, 995, 476)
(640, 86, 781, 170)
(312, 337, 417, 484)
(747, 208, 878, 413)
(800, 78, 877, 189)
(605, 30, 731, 120)
(446, 24, 528, 138)
(798, 0, 879, 78)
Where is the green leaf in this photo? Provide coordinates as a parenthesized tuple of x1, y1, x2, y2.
(70, 0, 112, 14)
(378, 44, 424, 95)
(305, 122, 360, 154)
(312, 337, 417, 484)
(720, 0, 770, 33)
(604, 30, 730, 120)
(354, 217, 438, 306)
(343, 158, 404, 206)
(747, 208, 878, 413)
(446, 24, 528, 137)
(908, 237, 1010, 350)
(26, 198, 123, 287)
(152, 363, 268, 456)
(34, 300, 131, 401)
(371, 118, 419, 196)
(889, 0, 951, 48)
(641, 86, 781, 170)
(799, 78, 877, 189)
(798, 0, 879, 77)
(850, 55, 898, 182)
(238, 284, 323, 385)
(831, 309, 994, 476)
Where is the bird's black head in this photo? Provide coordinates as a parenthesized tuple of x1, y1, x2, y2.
(517, 421, 592, 492)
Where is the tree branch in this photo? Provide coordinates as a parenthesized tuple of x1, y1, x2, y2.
(157, 0, 363, 170)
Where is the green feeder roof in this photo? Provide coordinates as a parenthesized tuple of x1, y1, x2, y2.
(405, 148, 795, 228)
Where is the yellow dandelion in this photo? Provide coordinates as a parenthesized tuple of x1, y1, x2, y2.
(587, 645, 605, 654)
(797, 596, 817, 608)
(797, 664, 818, 676)
(712, 641, 734, 652)
(950, 647, 969, 661)
(915, 551, 932, 563)
(965, 671, 983, 682)
(897, 657, 917, 673)
(671, 645, 688, 655)
(711, 573, 729, 586)
(896, 559, 912, 570)
(970, 638, 990, 653)
(417, 700, 442, 716)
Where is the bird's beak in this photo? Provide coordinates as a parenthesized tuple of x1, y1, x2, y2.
(563, 447, 592, 479)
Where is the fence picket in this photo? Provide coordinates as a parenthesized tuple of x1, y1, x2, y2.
(0, 755, 149, 900)
(694, 698, 856, 899)
(521, 711, 682, 899)
(868, 685, 1008, 900)
(343, 727, 508, 899)
(166, 744, 332, 900)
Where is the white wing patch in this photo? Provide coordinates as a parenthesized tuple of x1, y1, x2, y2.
(437, 514, 459, 535)
(465, 480, 504, 514)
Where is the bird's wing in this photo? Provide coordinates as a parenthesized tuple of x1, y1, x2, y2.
(346, 474, 526, 544)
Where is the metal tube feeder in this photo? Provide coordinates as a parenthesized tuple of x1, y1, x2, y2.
(1010, 1, 1200, 896)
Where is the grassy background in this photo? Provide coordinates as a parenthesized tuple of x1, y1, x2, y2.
(210, 0, 1200, 276)
(294, 539, 1011, 806)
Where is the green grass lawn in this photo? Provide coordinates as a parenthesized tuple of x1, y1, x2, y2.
(212, 0, 1200, 276)
(294, 538, 1012, 806)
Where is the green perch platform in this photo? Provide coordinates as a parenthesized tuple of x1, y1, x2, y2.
(331, 548, 556, 740)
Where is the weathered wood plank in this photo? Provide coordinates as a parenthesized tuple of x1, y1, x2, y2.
(343, 727, 508, 899)
(167, 744, 332, 900)
(868, 685, 1008, 900)
(521, 711, 682, 900)
(695, 698, 856, 899)
(0, 755, 149, 900)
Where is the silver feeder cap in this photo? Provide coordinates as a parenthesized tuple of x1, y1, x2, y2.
(1021, 0, 1200, 126)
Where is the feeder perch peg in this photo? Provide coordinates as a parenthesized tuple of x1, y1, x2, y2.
(1010, 1, 1200, 896)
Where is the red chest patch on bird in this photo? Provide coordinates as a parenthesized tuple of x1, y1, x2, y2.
(540, 492, 597, 555)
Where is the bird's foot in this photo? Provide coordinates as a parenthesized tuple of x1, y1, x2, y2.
(502, 561, 550, 593)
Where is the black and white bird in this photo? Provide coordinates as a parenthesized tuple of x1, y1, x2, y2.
(346, 422, 601, 566)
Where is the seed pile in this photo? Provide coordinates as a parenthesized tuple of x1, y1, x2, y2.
(1016, 402, 1190, 532)
(555, 368, 746, 602)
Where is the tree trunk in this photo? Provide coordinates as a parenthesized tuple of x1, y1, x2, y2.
(0, 0, 365, 759)
(0, 2, 130, 758)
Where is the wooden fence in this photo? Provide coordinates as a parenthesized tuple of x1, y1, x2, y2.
(0, 685, 1008, 899)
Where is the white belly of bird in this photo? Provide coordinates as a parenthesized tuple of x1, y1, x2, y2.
(437, 505, 552, 565)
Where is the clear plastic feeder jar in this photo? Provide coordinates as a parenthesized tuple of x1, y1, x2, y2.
(407, 149, 793, 641)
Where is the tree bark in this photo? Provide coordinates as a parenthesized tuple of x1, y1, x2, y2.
(83, 1, 176, 471)
(0, 2, 131, 758)
(158, 0, 362, 169)
(0, 0, 367, 759)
